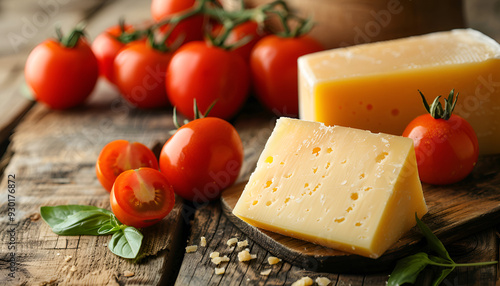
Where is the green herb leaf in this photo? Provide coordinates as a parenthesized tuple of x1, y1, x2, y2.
(387, 252, 431, 286)
(50, 210, 115, 236)
(108, 226, 143, 259)
(416, 214, 453, 262)
(41, 205, 113, 228)
(432, 266, 455, 286)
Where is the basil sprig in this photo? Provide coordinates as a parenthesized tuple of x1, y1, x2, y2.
(40, 205, 143, 259)
(388, 214, 497, 286)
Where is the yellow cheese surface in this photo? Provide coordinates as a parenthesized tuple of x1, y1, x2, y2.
(233, 118, 428, 258)
(298, 29, 500, 154)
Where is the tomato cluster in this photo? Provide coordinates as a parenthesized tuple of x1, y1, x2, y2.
(25, 0, 323, 119)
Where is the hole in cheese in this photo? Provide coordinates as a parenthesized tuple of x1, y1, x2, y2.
(351, 193, 359, 200)
(272, 187, 278, 193)
(265, 156, 273, 163)
(326, 147, 333, 153)
(375, 152, 389, 163)
(266, 201, 272, 206)
(252, 200, 258, 206)
(265, 180, 273, 188)
(312, 147, 321, 156)
(359, 173, 365, 179)
(334, 217, 345, 223)
(312, 167, 318, 174)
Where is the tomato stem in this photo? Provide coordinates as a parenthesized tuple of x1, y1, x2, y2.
(419, 89, 459, 120)
(56, 24, 87, 48)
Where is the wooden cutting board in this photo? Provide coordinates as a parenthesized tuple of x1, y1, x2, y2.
(221, 154, 500, 273)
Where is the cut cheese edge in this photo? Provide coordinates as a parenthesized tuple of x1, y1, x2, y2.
(233, 117, 428, 258)
(298, 29, 500, 154)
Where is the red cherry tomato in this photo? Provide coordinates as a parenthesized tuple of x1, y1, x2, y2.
(150, 0, 205, 45)
(96, 140, 159, 192)
(250, 35, 323, 117)
(25, 30, 98, 110)
(166, 41, 250, 120)
(111, 168, 175, 228)
(113, 40, 172, 109)
(403, 114, 479, 185)
(91, 24, 135, 83)
(159, 117, 244, 202)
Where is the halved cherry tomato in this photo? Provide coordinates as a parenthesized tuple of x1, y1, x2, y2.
(403, 90, 479, 185)
(96, 140, 159, 192)
(25, 27, 98, 110)
(159, 117, 243, 202)
(111, 168, 175, 228)
(250, 34, 323, 117)
(91, 23, 136, 84)
(166, 41, 250, 120)
(113, 40, 172, 109)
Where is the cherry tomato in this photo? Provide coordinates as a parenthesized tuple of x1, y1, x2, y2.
(114, 40, 172, 109)
(96, 140, 159, 192)
(250, 35, 323, 117)
(91, 23, 135, 84)
(25, 29, 98, 110)
(111, 168, 175, 228)
(159, 117, 244, 202)
(403, 92, 479, 185)
(150, 0, 205, 45)
(166, 41, 250, 120)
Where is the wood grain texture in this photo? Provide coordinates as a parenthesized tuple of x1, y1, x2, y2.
(221, 154, 500, 273)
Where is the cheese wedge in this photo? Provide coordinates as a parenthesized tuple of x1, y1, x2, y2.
(298, 29, 500, 154)
(233, 117, 428, 258)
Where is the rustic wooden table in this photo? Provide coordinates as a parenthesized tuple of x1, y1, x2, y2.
(0, 1, 499, 285)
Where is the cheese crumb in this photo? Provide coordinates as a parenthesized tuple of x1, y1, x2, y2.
(315, 277, 332, 286)
(209, 252, 220, 259)
(200, 237, 207, 247)
(185, 245, 198, 253)
(211, 255, 230, 265)
(291, 277, 313, 286)
(227, 237, 238, 247)
(124, 271, 135, 277)
(214, 267, 225, 275)
(267, 256, 281, 265)
(238, 250, 257, 262)
(64, 255, 72, 262)
(260, 269, 272, 276)
(237, 240, 249, 248)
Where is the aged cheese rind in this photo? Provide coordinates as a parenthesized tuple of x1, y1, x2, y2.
(298, 29, 500, 154)
(233, 118, 428, 258)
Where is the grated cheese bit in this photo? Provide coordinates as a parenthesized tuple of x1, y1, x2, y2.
(267, 256, 281, 265)
(291, 277, 313, 286)
(226, 237, 238, 247)
(214, 267, 225, 275)
(315, 277, 332, 286)
(185, 245, 198, 253)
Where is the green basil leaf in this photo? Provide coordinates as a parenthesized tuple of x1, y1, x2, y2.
(40, 205, 113, 227)
(387, 252, 431, 286)
(50, 210, 114, 236)
(415, 214, 453, 262)
(108, 226, 143, 259)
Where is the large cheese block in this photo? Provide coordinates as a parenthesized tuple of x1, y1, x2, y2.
(298, 29, 500, 154)
(233, 117, 428, 258)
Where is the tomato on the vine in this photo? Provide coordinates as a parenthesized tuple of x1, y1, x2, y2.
(211, 21, 266, 61)
(96, 140, 159, 192)
(159, 116, 244, 202)
(25, 27, 99, 110)
(91, 22, 139, 84)
(166, 41, 250, 120)
(113, 39, 172, 109)
(111, 168, 175, 228)
(150, 0, 205, 45)
(403, 90, 479, 185)
(250, 34, 323, 117)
